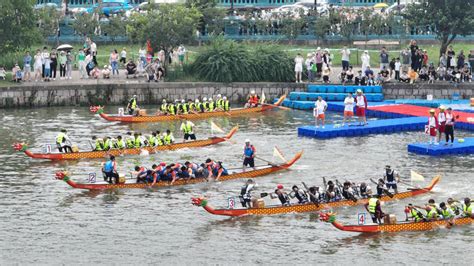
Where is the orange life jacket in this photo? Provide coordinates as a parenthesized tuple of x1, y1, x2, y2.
(248, 95, 259, 105)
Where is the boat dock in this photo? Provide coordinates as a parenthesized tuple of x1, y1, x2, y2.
(407, 138, 474, 156)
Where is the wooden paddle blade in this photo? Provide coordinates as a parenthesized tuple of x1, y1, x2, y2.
(260, 192, 269, 198)
(384, 189, 394, 198)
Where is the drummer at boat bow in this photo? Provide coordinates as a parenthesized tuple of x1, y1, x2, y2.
(240, 179, 258, 208)
(56, 129, 73, 153)
(383, 165, 400, 194)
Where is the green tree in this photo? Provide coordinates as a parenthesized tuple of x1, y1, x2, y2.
(185, 0, 218, 9)
(72, 12, 99, 37)
(102, 16, 127, 43)
(404, 0, 474, 56)
(35, 6, 61, 39)
(0, 0, 40, 53)
(314, 15, 331, 45)
(280, 15, 305, 44)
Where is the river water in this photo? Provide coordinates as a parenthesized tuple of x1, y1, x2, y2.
(0, 106, 473, 264)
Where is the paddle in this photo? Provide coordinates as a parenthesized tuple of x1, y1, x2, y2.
(336, 179, 357, 202)
(255, 155, 277, 167)
(302, 182, 320, 207)
(262, 103, 291, 111)
(397, 179, 430, 192)
(370, 178, 394, 198)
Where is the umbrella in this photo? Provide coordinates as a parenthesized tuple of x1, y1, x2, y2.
(374, 3, 389, 8)
(57, 44, 74, 51)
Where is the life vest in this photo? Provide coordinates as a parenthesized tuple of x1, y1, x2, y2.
(115, 139, 125, 149)
(463, 204, 473, 216)
(182, 122, 193, 134)
(212, 165, 228, 177)
(104, 160, 114, 173)
(176, 103, 182, 113)
(95, 139, 104, 151)
(441, 209, 453, 219)
(241, 184, 252, 199)
(163, 134, 172, 145)
(359, 186, 367, 197)
(161, 103, 168, 112)
(195, 103, 202, 112)
(188, 103, 195, 112)
(208, 101, 215, 111)
(249, 95, 259, 105)
(134, 136, 141, 148)
(386, 169, 395, 183)
(156, 136, 164, 146)
(126, 136, 134, 148)
(149, 135, 157, 147)
(216, 99, 223, 108)
(202, 102, 209, 112)
(129, 98, 137, 110)
(244, 145, 255, 158)
(223, 100, 230, 111)
(277, 192, 290, 205)
(294, 190, 308, 203)
(368, 198, 378, 214)
(427, 207, 438, 219)
(103, 139, 112, 150)
(56, 133, 66, 144)
(411, 208, 423, 222)
(168, 104, 176, 115)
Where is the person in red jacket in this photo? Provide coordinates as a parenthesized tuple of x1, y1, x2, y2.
(354, 89, 368, 126)
(245, 90, 260, 108)
(427, 109, 438, 145)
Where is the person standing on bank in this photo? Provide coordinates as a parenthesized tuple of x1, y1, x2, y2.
(243, 139, 256, 172)
(294, 53, 304, 83)
(340, 46, 350, 71)
(383, 165, 400, 194)
(180, 119, 196, 142)
(445, 107, 456, 145)
(355, 89, 368, 126)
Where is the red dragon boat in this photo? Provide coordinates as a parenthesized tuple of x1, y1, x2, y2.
(191, 176, 440, 217)
(91, 95, 287, 123)
(12, 127, 238, 161)
(55, 151, 303, 190)
(320, 212, 473, 233)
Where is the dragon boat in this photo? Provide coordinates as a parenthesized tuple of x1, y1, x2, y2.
(91, 95, 286, 123)
(191, 176, 440, 217)
(320, 212, 473, 233)
(54, 151, 303, 190)
(12, 127, 238, 161)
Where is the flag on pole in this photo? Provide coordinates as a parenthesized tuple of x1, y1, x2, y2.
(410, 170, 425, 182)
(260, 91, 266, 104)
(273, 146, 286, 162)
(210, 121, 224, 135)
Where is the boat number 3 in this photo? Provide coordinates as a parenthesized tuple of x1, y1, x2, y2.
(358, 213, 366, 225)
(88, 173, 96, 183)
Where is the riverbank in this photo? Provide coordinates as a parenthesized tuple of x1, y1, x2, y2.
(1, 79, 473, 108)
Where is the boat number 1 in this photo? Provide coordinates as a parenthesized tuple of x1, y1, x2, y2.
(358, 213, 366, 225)
(227, 197, 235, 209)
(88, 173, 96, 183)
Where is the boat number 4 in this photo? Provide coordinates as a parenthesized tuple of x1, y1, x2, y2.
(88, 173, 96, 183)
(358, 213, 366, 225)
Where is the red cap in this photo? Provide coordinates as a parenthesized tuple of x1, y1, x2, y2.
(160, 162, 166, 166)
(277, 184, 284, 189)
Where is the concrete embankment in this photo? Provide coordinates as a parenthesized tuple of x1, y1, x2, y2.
(0, 81, 472, 108)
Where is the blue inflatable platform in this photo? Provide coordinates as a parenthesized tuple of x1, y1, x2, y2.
(298, 117, 427, 139)
(407, 138, 474, 156)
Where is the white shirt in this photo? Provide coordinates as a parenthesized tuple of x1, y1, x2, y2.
(313, 100, 327, 116)
(120, 50, 127, 58)
(344, 97, 354, 112)
(428, 116, 437, 127)
(438, 112, 446, 124)
(294, 57, 304, 67)
(90, 42, 97, 53)
(446, 113, 454, 125)
(395, 61, 401, 71)
(139, 49, 146, 58)
(341, 49, 350, 61)
(356, 95, 366, 107)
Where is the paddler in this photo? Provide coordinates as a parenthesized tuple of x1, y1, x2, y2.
(127, 95, 138, 115)
(365, 195, 384, 224)
(148, 132, 158, 147)
(204, 158, 217, 179)
(213, 161, 228, 181)
(180, 119, 196, 142)
(313, 96, 328, 128)
(125, 132, 134, 148)
(341, 181, 357, 201)
(113, 135, 126, 149)
(215, 94, 223, 110)
(269, 184, 291, 206)
(162, 129, 175, 145)
(242, 139, 256, 172)
(383, 165, 400, 194)
(375, 178, 386, 197)
(447, 198, 462, 216)
(437, 105, 447, 144)
(155, 130, 164, 146)
(92, 136, 104, 151)
(427, 109, 438, 145)
(187, 99, 195, 113)
(307, 186, 322, 203)
(325, 180, 340, 202)
(463, 197, 473, 218)
(102, 155, 119, 184)
(168, 101, 176, 115)
(133, 133, 142, 148)
(194, 99, 202, 113)
(290, 185, 308, 204)
(184, 161, 199, 178)
(103, 136, 112, 151)
(354, 89, 368, 126)
(56, 129, 73, 153)
(202, 97, 209, 112)
(222, 96, 230, 111)
(245, 90, 259, 108)
(160, 99, 168, 115)
(358, 182, 372, 199)
(406, 203, 425, 222)
(414, 201, 439, 221)
(439, 202, 455, 220)
(240, 179, 258, 208)
(134, 165, 148, 183)
(180, 99, 188, 114)
(208, 96, 215, 112)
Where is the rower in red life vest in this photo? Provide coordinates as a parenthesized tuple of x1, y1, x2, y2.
(245, 90, 260, 108)
(270, 184, 291, 206)
(427, 109, 438, 145)
(242, 139, 256, 172)
(354, 89, 368, 126)
(437, 105, 447, 144)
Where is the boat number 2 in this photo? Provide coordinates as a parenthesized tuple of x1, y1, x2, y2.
(227, 197, 235, 209)
(358, 213, 366, 225)
(88, 173, 96, 183)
